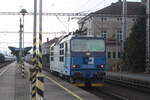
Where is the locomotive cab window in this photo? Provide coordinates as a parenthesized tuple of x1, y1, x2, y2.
(71, 39, 105, 52)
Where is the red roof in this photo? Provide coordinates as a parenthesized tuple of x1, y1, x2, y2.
(91, 1, 144, 15)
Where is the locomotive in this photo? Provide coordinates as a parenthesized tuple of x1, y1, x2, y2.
(0, 53, 5, 63)
(49, 34, 106, 85)
(0, 53, 15, 63)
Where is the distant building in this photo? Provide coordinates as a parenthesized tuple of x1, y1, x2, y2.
(42, 38, 59, 68)
(78, 0, 145, 70)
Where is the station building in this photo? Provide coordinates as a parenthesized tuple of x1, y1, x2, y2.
(78, 0, 145, 70)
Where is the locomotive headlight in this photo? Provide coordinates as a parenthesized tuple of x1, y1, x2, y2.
(72, 64, 79, 68)
(97, 64, 105, 68)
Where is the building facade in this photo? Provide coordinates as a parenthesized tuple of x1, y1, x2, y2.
(78, 0, 145, 70)
(42, 38, 59, 68)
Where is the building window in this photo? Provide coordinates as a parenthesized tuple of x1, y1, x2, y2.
(50, 52, 54, 56)
(59, 56, 64, 62)
(108, 52, 111, 58)
(118, 52, 121, 58)
(132, 18, 136, 22)
(117, 17, 122, 21)
(101, 17, 107, 21)
(113, 52, 116, 59)
(117, 30, 122, 40)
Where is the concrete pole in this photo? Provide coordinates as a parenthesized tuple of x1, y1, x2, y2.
(35, 1, 44, 100)
(146, 0, 150, 73)
(19, 18, 23, 64)
(122, 0, 127, 56)
(31, 0, 37, 100)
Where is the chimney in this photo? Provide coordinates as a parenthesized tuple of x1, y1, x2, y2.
(118, 0, 122, 2)
(47, 38, 49, 42)
(141, 0, 147, 4)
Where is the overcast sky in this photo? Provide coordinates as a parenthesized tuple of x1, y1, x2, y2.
(0, 0, 140, 54)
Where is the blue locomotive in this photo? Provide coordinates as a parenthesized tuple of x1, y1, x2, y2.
(49, 34, 106, 85)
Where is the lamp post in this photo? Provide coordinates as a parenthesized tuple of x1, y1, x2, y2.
(20, 8, 28, 59)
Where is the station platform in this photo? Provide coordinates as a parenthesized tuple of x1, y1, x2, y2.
(0, 62, 102, 100)
(105, 71, 150, 87)
(0, 62, 30, 100)
(106, 71, 150, 82)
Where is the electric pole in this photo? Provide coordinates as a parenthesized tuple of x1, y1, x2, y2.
(146, 0, 150, 73)
(19, 18, 23, 65)
(122, 0, 127, 56)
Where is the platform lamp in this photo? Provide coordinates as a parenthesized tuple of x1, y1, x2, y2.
(20, 8, 28, 59)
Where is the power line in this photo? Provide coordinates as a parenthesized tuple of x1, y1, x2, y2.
(0, 31, 67, 34)
(0, 12, 88, 16)
(0, 42, 32, 44)
(55, 15, 68, 31)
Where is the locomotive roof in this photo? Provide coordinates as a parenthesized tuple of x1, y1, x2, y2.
(50, 33, 105, 47)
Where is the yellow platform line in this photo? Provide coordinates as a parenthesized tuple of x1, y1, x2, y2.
(46, 76, 85, 100)
(73, 83, 104, 87)
(91, 83, 104, 87)
(73, 83, 85, 87)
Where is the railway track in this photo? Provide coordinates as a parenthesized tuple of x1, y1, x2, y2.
(82, 82, 150, 100)
(39, 65, 150, 100)
(104, 77, 150, 93)
(0, 62, 12, 69)
(82, 86, 129, 100)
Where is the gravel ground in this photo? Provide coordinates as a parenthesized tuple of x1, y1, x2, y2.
(82, 83, 150, 100)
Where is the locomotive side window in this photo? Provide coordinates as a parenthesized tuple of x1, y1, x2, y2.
(59, 43, 64, 62)
(59, 56, 64, 62)
(65, 43, 68, 52)
(60, 43, 64, 48)
(50, 47, 54, 61)
(51, 57, 54, 61)
(59, 50, 64, 55)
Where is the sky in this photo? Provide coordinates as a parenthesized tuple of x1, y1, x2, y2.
(0, 0, 140, 55)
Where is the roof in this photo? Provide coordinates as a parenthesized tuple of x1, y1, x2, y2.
(42, 38, 59, 46)
(91, 1, 144, 15)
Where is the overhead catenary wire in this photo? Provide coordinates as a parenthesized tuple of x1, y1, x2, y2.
(0, 31, 67, 34)
(55, 15, 68, 32)
(0, 12, 88, 16)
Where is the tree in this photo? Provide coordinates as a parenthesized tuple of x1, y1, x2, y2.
(123, 5, 146, 72)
